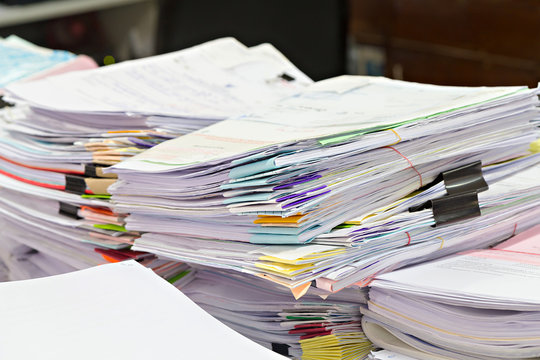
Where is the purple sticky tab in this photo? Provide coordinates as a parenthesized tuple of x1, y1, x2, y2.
(282, 190, 331, 209)
(273, 174, 322, 190)
(276, 185, 327, 202)
(129, 137, 155, 148)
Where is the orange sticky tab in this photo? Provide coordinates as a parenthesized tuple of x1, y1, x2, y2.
(354, 276, 375, 288)
(80, 206, 115, 216)
(101, 254, 120, 263)
(254, 215, 303, 224)
(106, 130, 146, 134)
(291, 282, 311, 300)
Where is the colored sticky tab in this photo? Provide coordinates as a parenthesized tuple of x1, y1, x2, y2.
(81, 206, 115, 216)
(81, 194, 111, 199)
(354, 276, 375, 288)
(94, 224, 127, 232)
(85, 178, 116, 195)
(291, 282, 311, 300)
(220, 178, 269, 189)
(254, 244, 340, 261)
(249, 233, 304, 244)
(167, 270, 190, 284)
(318, 131, 364, 146)
(101, 254, 120, 263)
(254, 214, 303, 224)
(249, 227, 302, 236)
(259, 248, 346, 265)
(255, 261, 313, 276)
(223, 192, 274, 204)
(229, 157, 278, 179)
(531, 139, 540, 153)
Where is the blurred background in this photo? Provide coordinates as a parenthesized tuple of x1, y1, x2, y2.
(1, 0, 538, 86)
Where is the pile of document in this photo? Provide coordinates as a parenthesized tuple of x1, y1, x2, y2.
(0, 37, 98, 280)
(3, 37, 312, 166)
(181, 267, 372, 360)
(108, 75, 540, 296)
(362, 224, 540, 360)
(0, 260, 287, 360)
(311, 152, 540, 291)
(2, 36, 540, 360)
(0, 38, 312, 280)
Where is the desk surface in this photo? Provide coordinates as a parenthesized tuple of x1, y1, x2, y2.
(0, 0, 154, 27)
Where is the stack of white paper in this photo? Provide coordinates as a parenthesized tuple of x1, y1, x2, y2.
(0, 260, 287, 360)
(105, 75, 540, 295)
(0, 227, 76, 280)
(111, 76, 538, 242)
(3, 37, 312, 166)
(0, 38, 312, 279)
(112, 154, 540, 295)
(310, 153, 540, 291)
(362, 224, 540, 360)
(0, 37, 100, 279)
(181, 267, 372, 360)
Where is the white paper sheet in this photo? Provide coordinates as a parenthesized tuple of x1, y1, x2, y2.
(0, 260, 287, 360)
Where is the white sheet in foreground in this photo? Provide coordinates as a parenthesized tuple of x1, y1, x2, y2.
(0, 260, 286, 360)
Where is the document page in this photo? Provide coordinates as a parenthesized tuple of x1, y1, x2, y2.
(113, 76, 525, 172)
(6, 38, 310, 118)
(0, 261, 286, 359)
(373, 225, 540, 309)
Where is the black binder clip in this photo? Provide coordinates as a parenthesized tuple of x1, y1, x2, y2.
(0, 96, 14, 109)
(410, 161, 487, 226)
(410, 191, 481, 226)
(440, 161, 488, 195)
(59, 202, 81, 219)
(279, 73, 295, 82)
(65, 175, 87, 194)
(271, 343, 290, 356)
(84, 164, 98, 178)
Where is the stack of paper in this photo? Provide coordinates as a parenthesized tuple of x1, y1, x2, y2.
(3, 37, 312, 166)
(0, 260, 287, 360)
(181, 267, 373, 360)
(0, 227, 76, 280)
(106, 75, 540, 295)
(109, 154, 540, 295)
(0, 38, 311, 279)
(0, 36, 98, 279)
(0, 179, 197, 284)
(362, 224, 540, 360)
(311, 151, 540, 291)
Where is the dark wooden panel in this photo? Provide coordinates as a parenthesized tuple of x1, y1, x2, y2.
(392, 48, 538, 87)
(348, 0, 540, 86)
(350, 0, 540, 59)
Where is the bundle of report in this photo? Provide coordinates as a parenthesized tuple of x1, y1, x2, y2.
(362, 224, 540, 360)
(180, 267, 372, 360)
(0, 38, 312, 279)
(107, 75, 540, 295)
(2, 37, 312, 167)
(0, 36, 99, 279)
